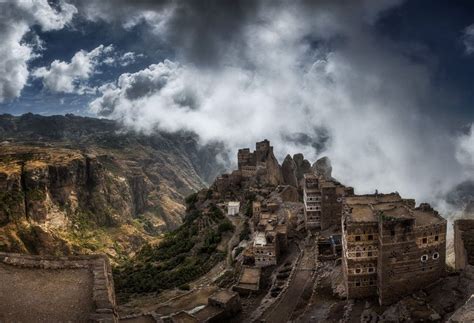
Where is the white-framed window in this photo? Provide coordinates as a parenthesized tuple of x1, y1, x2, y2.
(432, 252, 440, 260)
(421, 254, 429, 262)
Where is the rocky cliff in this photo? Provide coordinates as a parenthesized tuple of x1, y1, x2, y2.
(0, 113, 224, 259)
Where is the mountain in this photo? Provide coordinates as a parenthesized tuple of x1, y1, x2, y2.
(0, 113, 225, 259)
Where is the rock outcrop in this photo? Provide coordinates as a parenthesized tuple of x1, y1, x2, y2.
(281, 155, 298, 188)
(292, 153, 312, 182)
(312, 156, 333, 180)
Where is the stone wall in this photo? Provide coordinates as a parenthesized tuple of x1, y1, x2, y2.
(454, 219, 474, 270)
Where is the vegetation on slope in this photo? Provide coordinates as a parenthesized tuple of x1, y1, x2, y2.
(113, 193, 234, 296)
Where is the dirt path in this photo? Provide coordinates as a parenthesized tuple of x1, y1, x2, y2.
(261, 240, 317, 323)
(225, 212, 243, 267)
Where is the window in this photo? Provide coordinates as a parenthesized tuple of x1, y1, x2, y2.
(368, 267, 375, 273)
(368, 234, 373, 241)
(422, 238, 427, 244)
(355, 281, 361, 287)
(421, 254, 429, 262)
(355, 268, 362, 274)
(355, 235, 361, 241)
(355, 252, 361, 257)
(391, 230, 395, 236)
(432, 252, 440, 260)
(367, 251, 373, 257)
(434, 235, 439, 241)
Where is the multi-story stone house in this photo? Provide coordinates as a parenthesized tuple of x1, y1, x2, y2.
(341, 193, 447, 305)
(303, 174, 353, 231)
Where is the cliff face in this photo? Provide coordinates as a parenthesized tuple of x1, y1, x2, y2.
(0, 114, 225, 258)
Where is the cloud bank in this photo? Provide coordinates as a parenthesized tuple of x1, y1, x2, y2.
(87, 0, 473, 208)
(0, 0, 77, 102)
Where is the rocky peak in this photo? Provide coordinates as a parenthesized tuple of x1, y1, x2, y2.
(312, 156, 333, 180)
(281, 155, 298, 187)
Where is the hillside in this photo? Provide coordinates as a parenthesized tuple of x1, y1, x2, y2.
(0, 113, 225, 259)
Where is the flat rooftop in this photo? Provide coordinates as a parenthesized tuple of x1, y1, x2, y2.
(209, 290, 237, 303)
(347, 204, 377, 222)
(346, 196, 444, 227)
(0, 252, 116, 322)
(413, 209, 445, 226)
(346, 193, 402, 205)
(0, 263, 94, 322)
(239, 267, 261, 285)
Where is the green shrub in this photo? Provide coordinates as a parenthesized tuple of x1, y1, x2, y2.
(178, 284, 191, 290)
(239, 221, 251, 241)
(218, 220, 234, 234)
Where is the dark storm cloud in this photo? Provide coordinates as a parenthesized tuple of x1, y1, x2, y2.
(74, 0, 259, 66)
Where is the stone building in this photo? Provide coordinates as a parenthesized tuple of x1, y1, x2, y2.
(252, 212, 288, 267)
(252, 201, 261, 218)
(303, 173, 353, 231)
(227, 201, 240, 216)
(454, 219, 474, 271)
(303, 174, 322, 229)
(341, 193, 447, 305)
(253, 231, 279, 267)
(236, 139, 283, 186)
(233, 266, 261, 294)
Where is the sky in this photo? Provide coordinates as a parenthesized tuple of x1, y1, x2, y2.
(0, 0, 473, 209)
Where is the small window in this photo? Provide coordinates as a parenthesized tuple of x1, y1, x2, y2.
(432, 252, 440, 260)
(369, 280, 375, 286)
(355, 268, 362, 274)
(391, 230, 395, 236)
(368, 267, 375, 273)
(367, 251, 373, 257)
(355, 281, 361, 287)
(421, 254, 429, 262)
(355, 252, 361, 257)
(434, 235, 439, 241)
(422, 238, 427, 244)
(355, 236, 361, 241)
(368, 234, 373, 240)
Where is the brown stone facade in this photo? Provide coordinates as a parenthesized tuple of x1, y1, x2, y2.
(342, 194, 446, 305)
(454, 219, 474, 270)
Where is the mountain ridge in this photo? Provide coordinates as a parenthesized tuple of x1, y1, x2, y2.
(0, 113, 225, 259)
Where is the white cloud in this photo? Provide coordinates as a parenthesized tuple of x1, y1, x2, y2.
(456, 124, 474, 170)
(119, 52, 143, 66)
(102, 51, 144, 67)
(33, 45, 114, 94)
(0, 0, 77, 102)
(463, 24, 474, 54)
